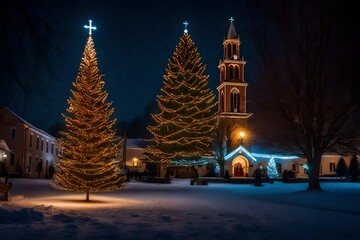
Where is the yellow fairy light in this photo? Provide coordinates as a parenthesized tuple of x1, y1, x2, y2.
(51, 34, 126, 201)
(145, 32, 217, 165)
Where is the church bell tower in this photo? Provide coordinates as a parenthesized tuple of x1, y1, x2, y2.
(217, 17, 252, 149)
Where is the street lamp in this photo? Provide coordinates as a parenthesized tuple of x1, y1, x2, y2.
(0, 153, 7, 162)
(239, 131, 245, 145)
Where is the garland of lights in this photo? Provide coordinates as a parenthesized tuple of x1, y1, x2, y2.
(145, 32, 217, 165)
(50, 35, 126, 200)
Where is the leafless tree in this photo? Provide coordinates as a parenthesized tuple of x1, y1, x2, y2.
(0, 0, 64, 107)
(212, 119, 238, 177)
(246, 0, 360, 190)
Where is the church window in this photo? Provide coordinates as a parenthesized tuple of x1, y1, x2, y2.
(230, 88, 240, 112)
(227, 43, 232, 58)
(320, 163, 322, 174)
(292, 163, 299, 173)
(29, 134, 33, 148)
(46, 141, 49, 153)
(232, 44, 236, 57)
(11, 128, 16, 139)
(235, 67, 239, 80)
(229, 65, 233, 79)
(220, 92, 224, 111)
(41, 139, 44, 151)
(329, 162, 336, 172)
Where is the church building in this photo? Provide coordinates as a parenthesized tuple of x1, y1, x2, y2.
(216, 18, 356, 179)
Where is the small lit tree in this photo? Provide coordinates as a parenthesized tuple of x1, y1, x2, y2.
(51, 24, 126, 201)
(267, 157, 278, 183)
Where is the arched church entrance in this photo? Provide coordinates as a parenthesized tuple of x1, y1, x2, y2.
(232, 156, 249, 177)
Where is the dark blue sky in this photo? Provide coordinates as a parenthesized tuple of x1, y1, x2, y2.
(2, 0, 258, 134)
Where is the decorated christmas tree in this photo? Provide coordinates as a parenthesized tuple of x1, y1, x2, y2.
(267, 157, 278, 181)
(145, 23, 216, 166)
(51, 21, 126, 201)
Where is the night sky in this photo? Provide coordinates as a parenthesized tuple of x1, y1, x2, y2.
(1, 0, 257, 135)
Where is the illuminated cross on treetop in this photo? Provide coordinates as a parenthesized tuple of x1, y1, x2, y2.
(84, 20, 97, 35)
(183, 21, 189, 33)
(229, 17, 234, 23)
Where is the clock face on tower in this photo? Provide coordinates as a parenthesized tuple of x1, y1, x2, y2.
(233, 54, 238, 60)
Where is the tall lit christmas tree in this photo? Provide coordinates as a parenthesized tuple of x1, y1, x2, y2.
(51, 20, 126, 201)
(145, 22, 216, 166)
(267, 157, 279, 182)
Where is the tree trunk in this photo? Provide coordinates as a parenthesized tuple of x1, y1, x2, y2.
(307, 157, 322, 190)
(86, 189, 90, 201)
(219, 160, 225, 177)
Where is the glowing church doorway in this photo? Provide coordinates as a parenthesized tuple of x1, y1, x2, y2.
(232, 156, 249, 177)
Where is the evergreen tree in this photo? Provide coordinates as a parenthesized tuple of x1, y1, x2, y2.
(267, 157, 278, 181)
(336, 157, 348, 180)
(348, 155, 359, 182)
(145, 31, 216, 166)
(51, 35, 126, 201)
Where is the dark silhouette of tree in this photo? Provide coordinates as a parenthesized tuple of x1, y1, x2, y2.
(0, 0, 59, 106)
(336, 157, 348, 180)
(348, 155, 359, 182)
(246, 0, 360, 190)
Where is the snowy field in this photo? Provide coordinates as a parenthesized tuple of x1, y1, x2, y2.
(1, 179, 360, 240)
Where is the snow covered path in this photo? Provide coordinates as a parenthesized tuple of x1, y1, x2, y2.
(1, 179, 360, 239)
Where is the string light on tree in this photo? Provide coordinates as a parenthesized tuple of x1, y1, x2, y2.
(145, 23, 217, 166)
(267, 157, 279, 181)
(51, 20, 126, 201)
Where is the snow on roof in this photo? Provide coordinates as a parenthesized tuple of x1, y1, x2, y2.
(0, 140, 10, 152)
(0, 107, 55, 139)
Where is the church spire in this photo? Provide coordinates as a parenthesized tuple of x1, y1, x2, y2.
(227, 17, 237, 39)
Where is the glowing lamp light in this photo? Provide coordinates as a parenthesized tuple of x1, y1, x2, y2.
(239, 131, 245, 145)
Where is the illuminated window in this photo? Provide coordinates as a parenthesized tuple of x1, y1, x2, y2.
(329, 162, 336, 172)
(230, 88, 240, 112)
(11, 128, 16, 139)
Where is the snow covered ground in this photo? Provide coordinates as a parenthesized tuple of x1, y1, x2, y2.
(1, 178, 360, 240)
